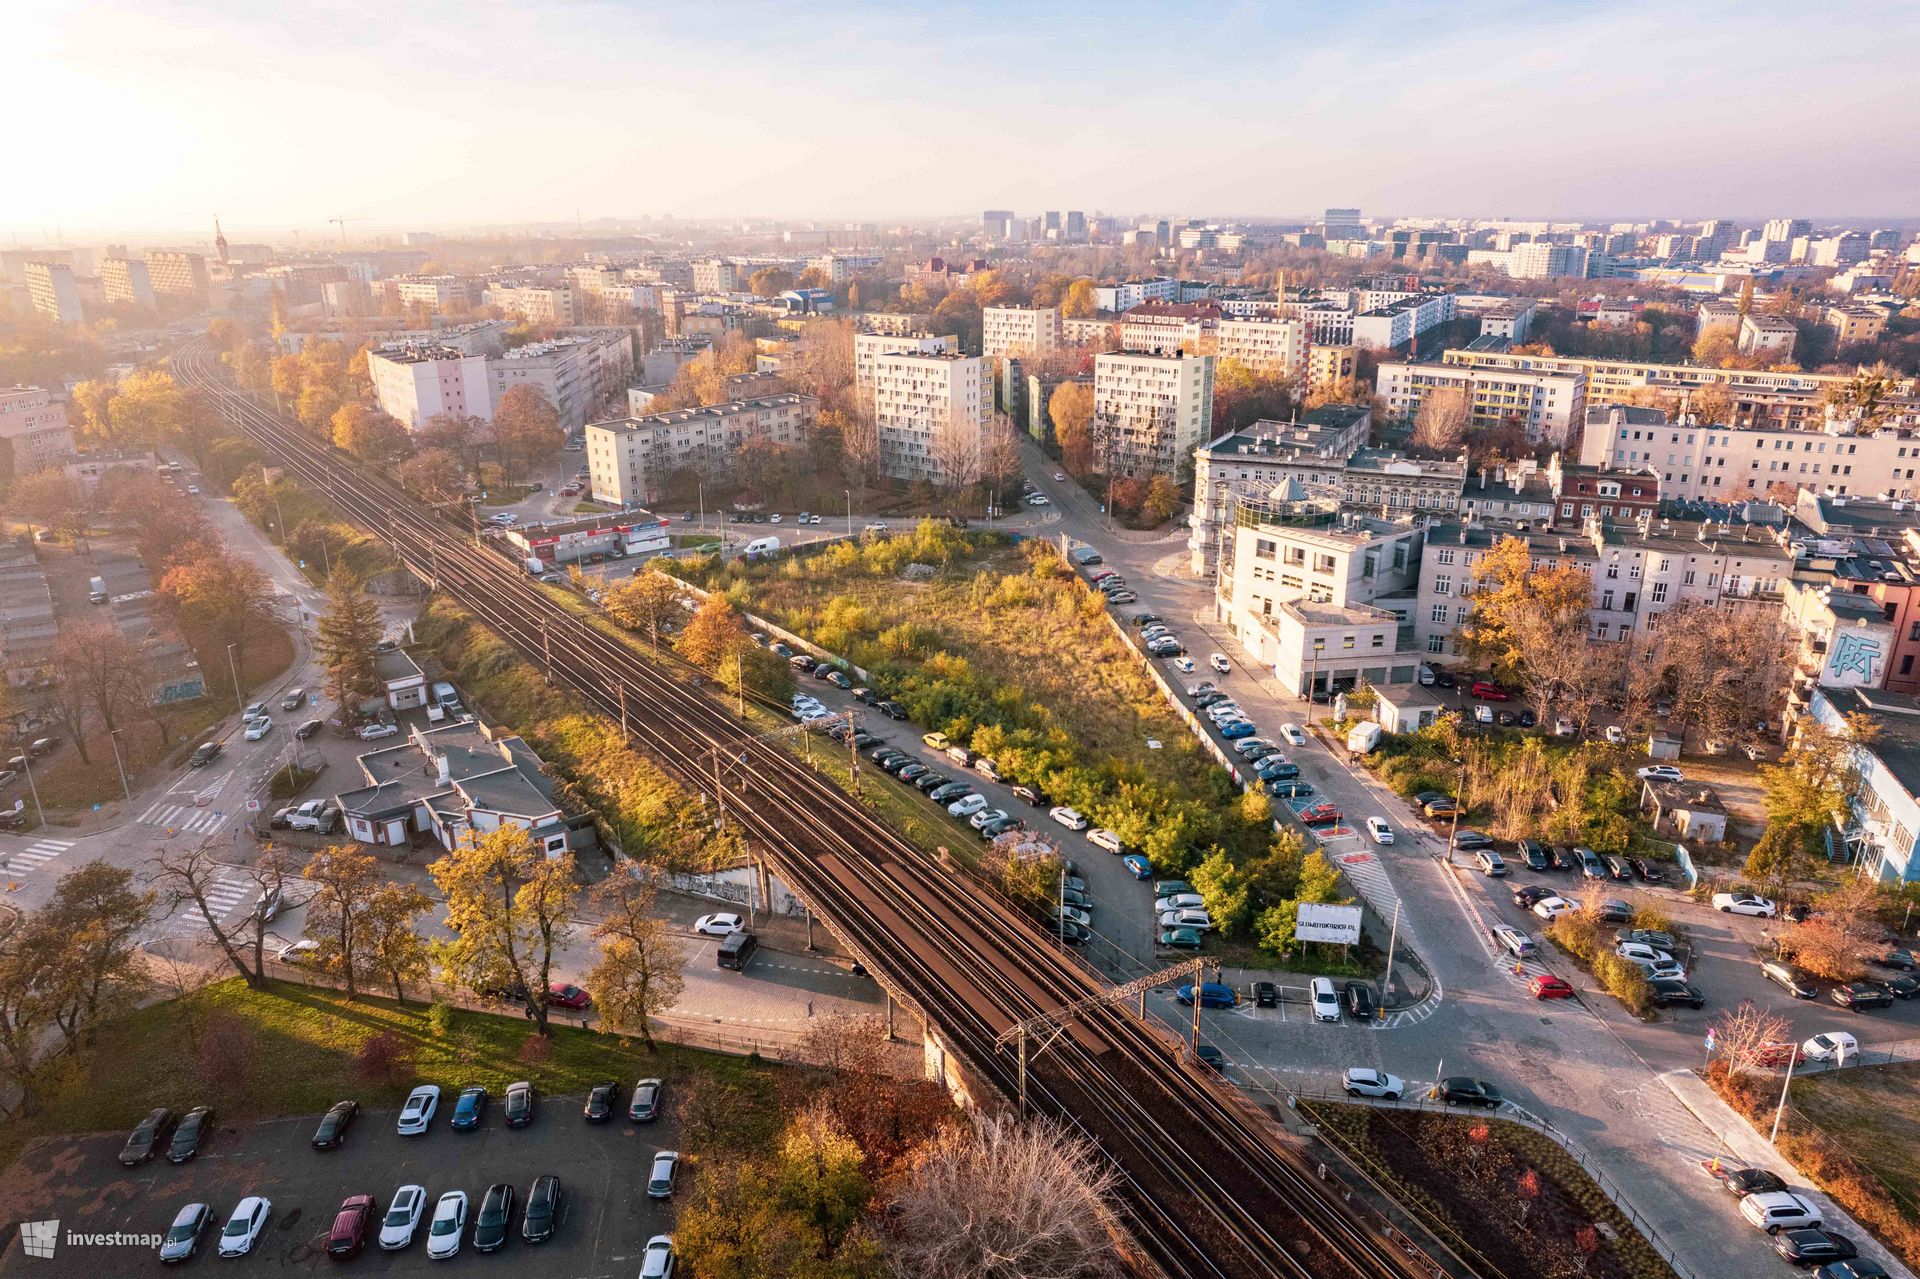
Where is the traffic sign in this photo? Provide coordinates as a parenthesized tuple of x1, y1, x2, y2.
(245, 799, 261, 813)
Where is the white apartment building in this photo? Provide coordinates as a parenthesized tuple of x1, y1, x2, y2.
(1092, 350, 1215, 479)
(981, 306, 1062, 359)
(870, 351, 989, 484)
(1580, 402, 1919, 501)
(483, 283, 579, 326)
(1215, 317, 1310, 380)
(1375, 361, 1584, 444)
(806, 254, 880, 285)
(1479, 300, 1536, 343)
(100, 257, 155, 307)
(25, 262, 84, 324)
(1093, 278, 1178, 312)
(586, 394, 817, 506)
(854, 331, 957, 394)
(692, 259, 740, 294)
(396, 276, 479, 309)
(1062, 316, 1119, 348)
(1349, 294, 1458, 350)
(1507, 242, 1589, 280)
(1280, 300, 1357, 346)
(489, 332, 635, 432)
(1696, 299, 1742, 338)
(367, 346, 494, 431)
(1738, 313, 1799, 360)
(0, 386, 75, 473)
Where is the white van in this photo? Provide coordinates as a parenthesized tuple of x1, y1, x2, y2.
(1309, 977, 1341, 1023)
(741, 536, 781, 557)
(88, 575, 108, 604)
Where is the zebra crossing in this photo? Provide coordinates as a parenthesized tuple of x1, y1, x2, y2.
(135, 801, 235, 836)
(3, 837, 75, 876)
(146, 872, 260, 941)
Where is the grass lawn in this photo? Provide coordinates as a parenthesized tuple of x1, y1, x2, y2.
(1, 978, 782, 1174)
(1770, 1061, 1920, 1265)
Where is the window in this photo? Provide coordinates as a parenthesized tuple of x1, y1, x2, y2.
(1434, 548, 1456, 565)
(1254, 538, 1276, 560)
(1595, 622, 1609, 640)
(1904, 655, 1915, 677)
(1601, 589, 1615, 610)
(1428, 635, 1445, 653)
(1434, 576, 1452, 596)
(1371, 633, 1384, 648)
(1430, 604, 1449, 623)
(1456, 605, 1470, 624)
(1652, 581, 1668, 604)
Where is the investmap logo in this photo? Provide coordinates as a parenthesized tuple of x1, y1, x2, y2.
(19, 1220, 57, 1259)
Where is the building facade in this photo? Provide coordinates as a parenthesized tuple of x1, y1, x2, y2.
(1093, 350, 1215, 479)
(0, 386, 74, 475)
(144, 251, 209, 299)
(1375, 360, 1584, 444)
(1216, 317, 1310, 380)
(24, 262, 84, 324)
(870, 351, 989, 484)
(100, 257, 156, 307)
(1738, 313, 1799, 359)
(981, 306, 1062, 359)
(367, 346, 494, 431)
(854, 331, 957, 394)
(489, 332, 635, 433)
(586, 394, 817, 506)
(483, 283, 579, 326)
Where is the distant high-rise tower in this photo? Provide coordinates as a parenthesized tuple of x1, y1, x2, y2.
(214, 216, 229, 265)
(1065, 210, 1086, 241)
(1324, 208, 1363, 240)
(1043, 211, 1062, 239)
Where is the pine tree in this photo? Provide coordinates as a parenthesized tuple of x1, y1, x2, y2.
(314, 573, 385, 719)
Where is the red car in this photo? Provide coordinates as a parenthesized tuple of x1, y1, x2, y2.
(326, 1194, 374, 1259)
(1529, 974, 1574, 1000)
(1470, 681, 1510, 701)
(1754, 1040, 1798, 1067)
(1298, 803, 1343, 827)
(547, 982, 592, 1010)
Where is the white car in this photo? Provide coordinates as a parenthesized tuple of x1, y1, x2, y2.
(1492, 924, 1535, 957)
(379, 1184, 427, 1250)
(694, 913, 743, 937)
(1025, 494, 1050, 506)
(1052, 472, 1066, 482)
(1171, 657, 1195, 673)
(1637, 766, 1685, 782)
(1050, 806, 1089, 831)
(1155, 893, 1206, 913)
(1088, 828, 1123, 853)
(396, 1085, 440, 1136)
(1712, 892, 1777, 917)
(862, 522, 888, 534)
(1604, 725, 1627, 744)
(1472, 704, 1494, 725)
(1309, 976, 1341, 1023)
(1801, 1031, 1859, 1063)
(1159, 908, 1213, 932)
(640, 1234, 677, 1279)
(357, 721, 399, 741)
(275, 938, 318, 964)
(1341, 1067, 1405, 1099)
(1279, 724, 1307, 747)
(218, 1197, 271, 1258)
(948, 794, 988, 818)
(648, 1150, 680, 1199)
(1739, 1190, 1824, 1234)
(243, 716, 273, 741)
(1532, 895, 1581, 920)
(1209, 654, 1231, 675)
(968, 808, 1008, 830)
(1616, 941, 1675, 967)
(426, 1191, 468, 1260)
(1365, 817, 1394, 845)
(1553, 717, 1575, 736)
(1205, 702, 1244, 722)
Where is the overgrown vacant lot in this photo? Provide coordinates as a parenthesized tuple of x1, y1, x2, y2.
(680, 525, 1270, 872)
(1778, 1060, 1920, 1266)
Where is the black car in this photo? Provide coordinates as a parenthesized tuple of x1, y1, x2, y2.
(1517, 709, 1536, 728)
(868, 743, 901, 762)
(473, 1182, 516, 1252)
(1518, 840, 1550, 872)
(119, 1106, 176, 1166)
(852, 687, 879, 705)
(311, 1099, 358, 1149)
(1270, 781, 1316, 800)
(1343, 981, 1376, 1020)
(770, 642, 793, 657)
(295, 718, 323, 740)
(521, 1175, 563, 1244)
(188, 741, 222, 767)
(1132, 613, 1162, 626)
(1194, 1045, 1226, 1072)
(1513, 884, 1556, 908)
(1253, 981, 1278, 1008)
(879, 701, 909, 720)
(1627, 856, 1666, 883)
(1720, 1166, 1788, 1197)
(1832, 982, 1894, 1011)
(1432, 670, 1457, 688)
(168, 1106, 214, 1163)
(912, 772, 951, 793)
(811, 663, 838, 681)
(582, 1081, 618, 1123)
(1011, 784, 1046, 807)
(1648, 979, 1704, 1009)
(505, 1081, 535, 1127)
(789, 654, 817, 672)
(1775, 1229, 1858, 1267)
(979, 816, 1019, 839)
(1433, 1077, 1502, 1108)
(1873, 947, 1917, 972)
(1882, 973, 1920, 999)
(850, 732, 880, 749)
(897, 763, 930, 782)
(1050, 918, 1091, 945)
(1453, 829, 1494, 851)
(1616, 927, 1677, 951)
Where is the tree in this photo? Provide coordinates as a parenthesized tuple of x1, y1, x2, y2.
(69, 379, 119, 446)
(395, 447, 466, 503)
(303, 848, 382, 998)
(331, 402, 409, 461)
(35, 861, 153, 1044)
(159, 547, 278, 693)
(171, 386, 227, 470)
(1744, 821, 1815, 896)
(1412, 386, 1470, 451)
(362, 881, 433, 1002)
(929, 418, 983, 498)
(1458, 536, 1592, 715)
(1143, 474, 1183, 523)
(152, 844, 299, 988)
(887, 1116, 1122, 1279)
(58, 622, 149, 738)
(584, 873, 685, 1049)
(492, 385, 564, 480)
(1049, 381, 1094, 472)
(680, 594, 751, 679)
(1188, 848, 1252, 937)
(10, 470, 91, 544)
(775, 1101, 871, 1259)
(982, 417, 1025, 506)
(749, 267, 796, 297)
(1822, 362, 1899, 430)
(1061, 278, 1097, 318)
(430, 826, 578, 1035)
(106, 369, 186, 450)
(314, 572, 385, 718)
(417, 411, 489, 472)
(1692, 330, 1737, 365)
(602, 570, 687, 656)
(1759, 714, 1871, 833)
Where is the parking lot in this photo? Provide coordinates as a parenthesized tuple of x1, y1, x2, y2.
(0, 1089, 676, 1275)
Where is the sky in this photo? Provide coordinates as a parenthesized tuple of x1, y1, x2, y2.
(10, 0, 1920, 242)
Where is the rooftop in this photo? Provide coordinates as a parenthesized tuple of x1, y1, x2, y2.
(1823, 686, 1920, 800)
(1645, 779, 1727, 815)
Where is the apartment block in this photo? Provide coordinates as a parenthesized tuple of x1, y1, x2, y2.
(490, 332, 635, 432)
(981, 306, 1062, 359)
(1216, 317, 1310, 380)
(1307, 344, 1359, 394)
(395, 275, 481, 309)
(854, 331, 957, 394)
(1738, 313, 1799, 360)
(692, 259, 740, 293)
(1696, 299, 1742, 338)
(144, 251, 209, 298)
(367, 346, 494, 430)
(1119, 303, 1220, 356)
(0, 386, 75, 474)
(1092, 350, 1215, 479)
(585, 394, 817, 506)
(1093, 278, 1179, 312)
(1478, 300, 1536, 344)
(100, 257, 156, 307)
(483, 283, 579, 326)
(1506, 242, 1589, 280)
(25, 262, 84, 324)
(805, 254, 880, 285)
(1349, 293, 1458, 350)
(871, 351, 989, 484)
(1827, 305, 1889, 347)
(1375, 361, 1584, 444)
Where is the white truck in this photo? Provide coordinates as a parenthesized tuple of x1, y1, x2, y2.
(1346, 721, 1382, 755)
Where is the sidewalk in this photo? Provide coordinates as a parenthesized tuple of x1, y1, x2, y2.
(1661, 1068, 1917, 1279)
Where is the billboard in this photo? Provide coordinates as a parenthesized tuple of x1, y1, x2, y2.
(1295, 902, 1363, 945)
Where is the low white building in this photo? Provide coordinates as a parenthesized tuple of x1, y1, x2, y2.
(367, 345, 493, 431)
(586, 394, 816, 506)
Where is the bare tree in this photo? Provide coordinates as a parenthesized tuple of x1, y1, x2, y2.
(1412, 386, 1470, 452)
(59, 622, 150, 738)
(929, 416, 984, 503)
(887, 1116, 1123, 1279)
(1713, 999, 1793, 1078)
(982, 415, 1026, 511)
(152, 843, 301, 988)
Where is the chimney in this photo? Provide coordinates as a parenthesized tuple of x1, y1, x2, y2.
(436, 753, 451, 786)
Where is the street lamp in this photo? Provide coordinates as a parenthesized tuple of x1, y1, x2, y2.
(107, 729, 133, 806)
(17, 753, 46, 831)
(226, 643, 244, 716)
(845, 488, 852, 539)
(1443, 755, 1467, 864)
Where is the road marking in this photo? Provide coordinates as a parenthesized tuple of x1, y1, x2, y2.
(5, 838, 74, 874)
(137, 802, 232, 835)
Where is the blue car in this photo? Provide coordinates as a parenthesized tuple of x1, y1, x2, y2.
(1220, 720, 1258, 739)
(1122, 854, 1153, 880)
(450, 1086, 488, 1131)
(1176, 981, 1239, 1009)
(1260, 762, 1301, 781)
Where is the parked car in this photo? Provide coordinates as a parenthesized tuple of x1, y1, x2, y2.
(505, 1080, 535, 1127)
(451, 1085, 488, 1130)
(1298, 803, 1342, 826)
(1832, 982, 1894, 1011)
(396, 1085, 439, 1136)
(1309, 977, 1341, 1023)
(311, 1099, 358, 1149)
(1158, 927, 1203, 951)
(1637, 765, 1685, 782)
(1774, 1229, 1858, 1267)
(1740, 1190, 1824, 1234)
(1532, 896, 1581, 920)
(473, 1182, 516, 1252)
(1341, 1068, 1404, 1099)
(1714, 892, 1777, 917)
(1343, 981, 1376, 1020)
(1529, 974, 1575, 1000)
(1473, 849, 1507, 876)
(640, 1234, 677, 1279)
(695, 912, 744, 936)
(1176, 981, 1239, 1009)
(1050, 806, 1089, 831)
(1122, 854, 1153, 880)
(1491, 924, 1535, 957)
(522, 1174, 564, 1244)
(1513, 884, 1557, 908)
(426, 1191, 468, 1260)
(1762, 961, 1820, 1000)
(1648, 979, 1705, 1009)
(218, 1197, 272, 1258)
(120, 1109, 178, 1168)
(1800, 1031, 1860, 1063)
(1719, 1167, 1788, 1197)
(1253, 981, 1278, 1008)
(648, 1150, 681, 1199)
(327, 1194, 375, 1259)
(583, 1081, 619, 1123)
(1432, 1077, 1503, 1108)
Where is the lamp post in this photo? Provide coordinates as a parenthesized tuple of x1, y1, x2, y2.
(226, 643, 244, 716)
(18, 754, 46, 831)
(107, 729, 133, 805)
(845, 489, 852, 539)
(1443, 754, 1467, 864)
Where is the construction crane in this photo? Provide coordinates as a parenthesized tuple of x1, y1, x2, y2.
(328, 215, 362, 246)
(994, 955, 1220, 1114)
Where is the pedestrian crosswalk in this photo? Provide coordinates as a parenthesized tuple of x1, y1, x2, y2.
(146, 872, 260, 942)
(4, 837, 74, 875)
(135, 801, 235, 836)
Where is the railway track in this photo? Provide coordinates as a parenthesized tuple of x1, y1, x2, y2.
(177, 340, 1445, 1279)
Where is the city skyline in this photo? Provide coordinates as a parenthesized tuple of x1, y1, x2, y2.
(12, 0, 1920, 239)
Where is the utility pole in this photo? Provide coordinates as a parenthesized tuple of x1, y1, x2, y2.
(18, 755, 45, 831)
(107, 729, 132, 805)
(540, 618, 553, 682)
(1770, 1045, 1800, 1144)
(1378, 899, 1402, 1018)
(617, 681, 629, 743)
(226, 643, 244, 715)
(1189, 957, 1205, 1054)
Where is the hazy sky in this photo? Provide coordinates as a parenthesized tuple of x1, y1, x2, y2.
(12, 0, 1920, 241)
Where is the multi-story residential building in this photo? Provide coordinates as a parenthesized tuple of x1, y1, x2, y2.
(1375, 360, 1584, 444)
(1808, 685, 1920, 883)
(805, 254, 880, 285)
(1062, 316, 1118, 348)
(143, 251, 209, 299)
(395, 275, 481, 309)
(1093, 350, 1215, 479)
(99, 257, 156, 307)
(25, 262, 84, 324)
(1187, 406, 1381, 575)
(981, 306, 1062, 359)
(1581, 402, 1920, 501)
(1696, 299, 1742, 339)
(1307, 344, 1359, 395)
(489, 332, 635, 432)
(1093, 278, 1179, 313)
(1826, 305, 1889, 347)
(1282, 300, 1357, 346)
(1478, 300, 1536, 344)
(0, 386, 75, 474)
(585, 394, 817, 506)
(1118, 302, 1221, 356)
(1350, 293, 1458, 350)
(692, 259, 740, 294)
(1324, 208, 1364, 240)
(854, 331, 957, 395)
(870, 351, 989, 484)
(1507, 242, 1589, 279)
(483, 283, 579, 326)
(367, 346, 494, 430)
(1738, 313, 1799, 360)
(1216, 317, 1310, 380)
